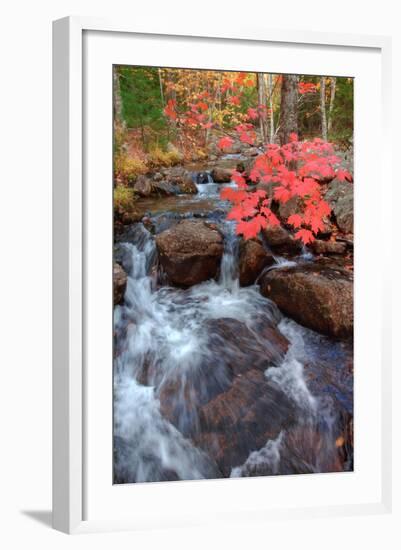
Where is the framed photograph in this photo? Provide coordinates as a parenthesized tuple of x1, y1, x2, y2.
(52, 16, 392, 534)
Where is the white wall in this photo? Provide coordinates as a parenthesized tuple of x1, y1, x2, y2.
(0, 0, 399, 548)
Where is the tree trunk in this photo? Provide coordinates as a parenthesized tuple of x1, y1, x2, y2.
(320, 77, 328, 141)
(327, 76, 337, 135)
(278, 75, 299, 145)
(257, 73, 268, 143)
(113, 67, 124, 129)
(158, 68, 165, 108)
(266, 73, 275, 143)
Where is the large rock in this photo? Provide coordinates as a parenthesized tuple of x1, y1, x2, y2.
(278, 196, 303, 221)
(243, 147, 260, 157)
(163, 167, 198, 194)
(211, 167, 232, 183)
(260, 262, 353, 338)
(163, 166, 187, 183)
(113, 262, 127, 305)
(176, 177, 197, 194)
(157, 316, 291, 465)
(239, 239, 275, 286)
(133, 175, 153, 197)
(195, 369, 296, 476)
(152, 181, 177, 196)
(155, 220, 224, 286)
(114, 243, 133, 274)
(263, 225, 302, 255)
(325, 179, 354, 234)
(311, 239, 347, 255)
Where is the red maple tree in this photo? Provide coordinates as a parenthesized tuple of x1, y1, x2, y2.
(164, 79, 352, 246)
(219, 133, 352, 244)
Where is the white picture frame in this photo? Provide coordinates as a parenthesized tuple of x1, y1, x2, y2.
(52, 16, 392, 534)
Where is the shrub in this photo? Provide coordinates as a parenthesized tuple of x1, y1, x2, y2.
(220, 134, 352, 244)
(147, 147, 181, 167)
(114, 153, 147, 183)
(114, 185, 136, 212)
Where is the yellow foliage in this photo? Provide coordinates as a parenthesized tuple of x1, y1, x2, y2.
(148, 147, 181, 167)
(115, 153, 147, 182)
(114, 185, 136, 212)
(195, 148, 207, 160)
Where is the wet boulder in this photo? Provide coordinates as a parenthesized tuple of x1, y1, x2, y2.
(262, 225, 302, 255)
(238, 238, 275, 286)
(157, 316, 290, 441)
(243, 147, 260, 157)
(206, 317, 289, 372)
(260, 261, 353, 338)
(210, 167, 232, 183)
(133, 175, 153, 197)
(114, 243, 133, 274)
(176, 177, 197, 194)
(155, 220, 224, 286)
(163, 166, 187, 183)
(311, 239, 347, 256)
(325, 179, 354, 234)
(195, 369, 297, 476)
(113, 262, 127, 305)
(278, 196, 303, 221)
(153, 172, 163, 182)
(152, 181, 177, 196)
(196, 171, 211, 184)
(162, 167, 198, 194)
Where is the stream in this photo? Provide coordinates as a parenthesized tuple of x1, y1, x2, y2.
(113, 168, 353, 483)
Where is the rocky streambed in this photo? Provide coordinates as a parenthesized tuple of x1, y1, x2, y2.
(113, 160, 354, 483)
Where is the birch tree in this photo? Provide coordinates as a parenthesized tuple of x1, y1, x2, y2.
(266, 73, 275, 143)
(257, 73, 268, 143)
(113, 67, 124, 130)
(320, 76, 328, 141)
(327, 77, 337, 135)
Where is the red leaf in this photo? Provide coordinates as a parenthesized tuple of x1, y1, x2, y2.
(298, 82, 317, 94)
(274, 186, 292, 203)
(231, 170, 247, 187)
(236, 215, 267, 239)
(196, 101, 208, 112)
(287, 214, 303, 228)
(295, 229, 314, 244)
(247, 107, 259, 120)
(309, 215, 325, 234)
(220, 187, 247, 203)
(336, 169, 353, 182)
(217, 136, 234, 150)
(228, 95, 241, 106)
(239, 132, 255, 145)
(164, 99, 177, 120)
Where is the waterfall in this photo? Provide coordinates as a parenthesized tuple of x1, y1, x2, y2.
(194, 170, 237, 198)
(219, 221, 239, 290)
(114, 220, 353, 483)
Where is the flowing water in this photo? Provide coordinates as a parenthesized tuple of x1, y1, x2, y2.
(113, 172, 353, 483)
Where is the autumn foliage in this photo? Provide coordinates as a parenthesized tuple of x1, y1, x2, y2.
(218, 133, 352, 244)
(162, 73, 352, 245)
(135, 68, 353, 246)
